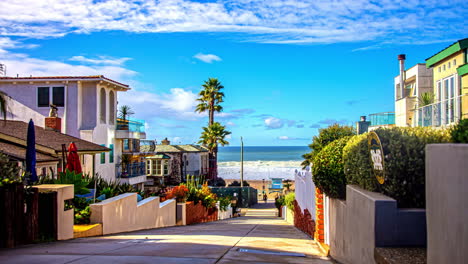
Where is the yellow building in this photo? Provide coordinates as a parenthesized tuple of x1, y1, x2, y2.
(417, 38, 468, 126)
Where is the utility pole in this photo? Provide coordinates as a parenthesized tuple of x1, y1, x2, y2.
(240, 136, 244, 187)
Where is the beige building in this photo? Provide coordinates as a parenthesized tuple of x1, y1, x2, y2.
(394, 55, 433, 127)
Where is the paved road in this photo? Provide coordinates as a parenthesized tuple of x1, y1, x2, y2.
(0, 202, 333, 263)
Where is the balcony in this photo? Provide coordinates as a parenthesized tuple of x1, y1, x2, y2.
(415, 95, 465, 127)
(116, 162, 147, 185)
(369, 112, 395, 127)
(115, 118, 146, 139)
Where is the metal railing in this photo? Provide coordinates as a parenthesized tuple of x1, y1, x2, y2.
(415, 95, 464, 127)
(116, 162, 146, 178)
(369, 112, 395, 126)
(116, 118, 145, 133)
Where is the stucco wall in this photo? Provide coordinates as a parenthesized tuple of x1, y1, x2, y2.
(90, 193, 176, 235)
(426, 144, 468, 264)
(330, 185, 426, 264)
(5, 97, 45, 126)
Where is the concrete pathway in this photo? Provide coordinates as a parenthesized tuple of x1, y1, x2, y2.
(0, 202, 333, 264)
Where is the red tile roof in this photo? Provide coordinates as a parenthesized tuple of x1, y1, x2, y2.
(0, 75, 129, 89)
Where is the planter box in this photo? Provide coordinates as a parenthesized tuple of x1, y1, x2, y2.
(426, 144, 468, 264)
(185, 201, 218, 225)
(329, 185, 426, 264)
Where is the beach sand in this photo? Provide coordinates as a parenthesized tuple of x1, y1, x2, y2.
(224, 179, 295, 200)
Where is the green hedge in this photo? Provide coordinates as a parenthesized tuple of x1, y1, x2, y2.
(451, 119, 468, 143)
(343, 127, 450, 208)
(312, 136, 351, 199)
(284, 192, 295, 211)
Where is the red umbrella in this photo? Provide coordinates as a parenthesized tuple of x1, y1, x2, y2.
(65, 142, 82, 174)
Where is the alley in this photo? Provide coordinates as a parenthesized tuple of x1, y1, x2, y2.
(0, 202, 333, 264)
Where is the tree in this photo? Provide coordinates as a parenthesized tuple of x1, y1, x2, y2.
(195, 78, 225, 126)
(418, 92, 435, 107)
(0, 91, 8, 120)
(118, 105, 134, 121)
(198, 122, 231, 179)
(301, 123, 355, 168)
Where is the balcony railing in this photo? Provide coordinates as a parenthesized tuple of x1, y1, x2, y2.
(415, 95, 464, 127)
(369, 112, 395, 126)
(116, 118, 145, 133)
(116, 162, 146, 178)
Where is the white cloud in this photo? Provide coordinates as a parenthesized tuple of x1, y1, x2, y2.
(0, 0, 464, 44)
(264, 117, 284, 129)
(226, 121, 236, 126)
(278, 136, 308, 140)
(69, 55, 132, 66)
(193, 53, 222, 63)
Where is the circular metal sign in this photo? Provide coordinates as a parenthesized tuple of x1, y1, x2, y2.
(368, 131, 385, 184)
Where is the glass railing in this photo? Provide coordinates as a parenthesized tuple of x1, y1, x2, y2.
(369, 112, 395, 126)
(415, 95, 463, 127)
(116, 118, 145, 133)
(116, 162, 146, 178)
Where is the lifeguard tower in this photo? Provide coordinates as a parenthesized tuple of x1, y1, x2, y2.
(268, 178, 284, 194)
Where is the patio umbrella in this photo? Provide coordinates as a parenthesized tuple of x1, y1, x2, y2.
(25, 119, 38, 183)
(65, 142, 82, 174)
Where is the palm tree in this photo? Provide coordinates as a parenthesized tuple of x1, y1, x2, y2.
(418, 92, 435, 107)
(0, 90, 8, 120)
(198, 122, 231, 179)
(195, 78, 224, 126)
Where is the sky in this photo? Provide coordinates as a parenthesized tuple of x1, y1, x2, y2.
(0, 0, 467, 146)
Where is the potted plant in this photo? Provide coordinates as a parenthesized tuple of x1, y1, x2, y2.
(118, 105, 134, 130)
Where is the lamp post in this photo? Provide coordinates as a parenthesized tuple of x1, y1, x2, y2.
(240, 136, 244, 188)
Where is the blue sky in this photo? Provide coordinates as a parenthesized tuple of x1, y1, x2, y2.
(0, 0, 467, 146)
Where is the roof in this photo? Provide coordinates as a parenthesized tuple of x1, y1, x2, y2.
(155, 144, 183, 153)
(426, 38, 468, 68)
(140, 140, 156, 153)
(0, 120, 110, 155)
(0, 141, 59, 162)
(176, 144, 208, 152)
(0, 75, 130, 90)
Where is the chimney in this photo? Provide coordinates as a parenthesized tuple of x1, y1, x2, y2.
(360, 116, 366, 122)
(161, 137, 170, 145)
(398, 54, 406, 99)
(45, 104, 61, 132)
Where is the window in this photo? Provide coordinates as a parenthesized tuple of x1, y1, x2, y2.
(100, 88, 106, 124)
(109, 91, 115, 124)
(163, 160, 169, 175)
(38, 87, 64, 107)
(146, 160, 152, 175)
(156, 160, 162, 175)
(438, 67, 441, 72)
(443, 64, 446, 71)
(100, 144, 106, 164)
(123, 139, 130, 151)
(109, 144, 114, 163)
(37, 87, 49, 107)
(448, 62, 451, 69)
(453, 59, 457, 66)
(52, 87, 64, 106)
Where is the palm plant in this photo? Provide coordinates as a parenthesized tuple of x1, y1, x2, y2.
(0, 90, 8, 120)
(118, 105, 134, 121)
(418, 92, 435, 107)
(195, 78, 224, 126)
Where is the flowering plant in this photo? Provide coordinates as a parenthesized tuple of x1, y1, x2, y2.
(167, 184, 189, 202)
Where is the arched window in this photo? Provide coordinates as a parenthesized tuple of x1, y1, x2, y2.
(100, 88, 106, 124)
(109, 91, 115, 124)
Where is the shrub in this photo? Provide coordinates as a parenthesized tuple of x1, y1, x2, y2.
(451, 119, 468, 143)
(166, 184, 189, 202)
(284, 192, 295, 211)
(228, 180, 250, 187)
(312, 136, 351, 199)
(302, 124, 355, 168)
(343, 127, 451, 208)
(218, 196, 232, 211)
(275, 195, 285, 209)
(0, 153, 22, 187)
(209, 177, 226, 187)
(54, 169, 90, 195)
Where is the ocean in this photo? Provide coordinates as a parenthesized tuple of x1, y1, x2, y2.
(217, 146, 309, 181)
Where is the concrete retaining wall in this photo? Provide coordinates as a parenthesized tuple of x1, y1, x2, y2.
(426, 144, 468, 264)
(330, 185, 426, 264)
(90, 193, 176, 235)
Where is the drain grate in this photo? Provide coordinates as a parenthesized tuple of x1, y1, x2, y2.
(238, 248, 306, 257)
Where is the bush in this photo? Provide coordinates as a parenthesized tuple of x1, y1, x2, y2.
(166, 184, 189, 202)
(0, 153, 22, 187)
(228, 180, 250, 187)
(312, 137, 350, 199)
(302, 124, 355, 168)
(275, 195, 285, 209)
(451, 119, 468, 143)
(343, 127, 450, 208)
(218, 196, 232, 211)
(284, 192, 295, 211)
(209, 177, 226, 187)
(54, 169, 90, 195)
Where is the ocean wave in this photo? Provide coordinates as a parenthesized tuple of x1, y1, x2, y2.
(218, 160, 301, 168)
(217, 160, 302, 180)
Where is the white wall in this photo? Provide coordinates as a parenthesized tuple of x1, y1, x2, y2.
(294, 169, 316, 220)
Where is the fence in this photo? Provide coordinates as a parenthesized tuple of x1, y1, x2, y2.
(211, 186, 258, 208)
(293, 169, 317, 238)
(116, 162, 145, 178)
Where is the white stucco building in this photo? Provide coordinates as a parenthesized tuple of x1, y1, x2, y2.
(0, 75, 147, 186)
